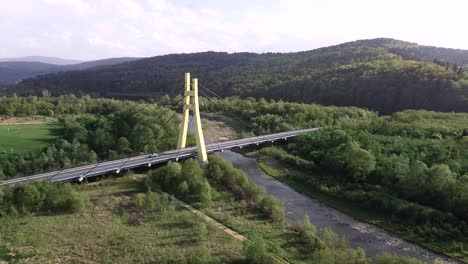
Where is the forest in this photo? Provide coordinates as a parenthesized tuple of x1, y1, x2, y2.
(195, 96, 468, 261)
(12, 38, 468, 114)
(0, 95, 179, 180)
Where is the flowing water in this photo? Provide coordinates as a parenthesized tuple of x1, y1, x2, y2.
(218, 150, 462, 264)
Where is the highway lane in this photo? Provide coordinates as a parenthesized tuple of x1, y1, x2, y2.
(0, 128, 318, 187)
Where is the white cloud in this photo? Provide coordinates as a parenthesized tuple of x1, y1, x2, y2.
(200, 8, 221, 17)
(0, 0, 467, 60)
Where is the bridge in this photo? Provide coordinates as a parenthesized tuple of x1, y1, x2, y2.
(0, 73, 319, 187)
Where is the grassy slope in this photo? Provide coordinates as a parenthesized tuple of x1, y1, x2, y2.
(257, 156, 468, 263)
(0, 123, 59, 154)
(0, 175, 243, 263)
(201, 189, 312, 263)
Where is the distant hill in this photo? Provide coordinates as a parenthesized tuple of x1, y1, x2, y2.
(0, 56, 83, 65)
(13, 38, 468, 114)
(0, 57, 140, 85)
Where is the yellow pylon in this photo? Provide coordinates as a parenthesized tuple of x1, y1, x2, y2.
(177, 73, 208, 164)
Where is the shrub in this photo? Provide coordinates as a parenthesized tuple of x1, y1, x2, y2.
(193, 222, 208, 241)
(1, 182, 85, 216)
(243, 233, 273, 264)
(134, 193, 145, 209)
(186, 246, 214, 264)
(259, 195, 285, 223)
(144, 190, 159, 211)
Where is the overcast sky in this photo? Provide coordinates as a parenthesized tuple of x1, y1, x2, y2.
(1, 0, 467, 60)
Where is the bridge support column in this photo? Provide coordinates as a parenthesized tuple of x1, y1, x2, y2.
(177, 73, 191, 149)
(177, 73, 208, 164)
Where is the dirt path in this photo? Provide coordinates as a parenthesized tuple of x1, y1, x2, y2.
(0, 117, 44, 125)
(168, 193, 247, 242)
(219, 150, 463, 264)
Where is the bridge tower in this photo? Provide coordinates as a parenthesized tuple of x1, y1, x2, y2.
(177, 72, 208, 164)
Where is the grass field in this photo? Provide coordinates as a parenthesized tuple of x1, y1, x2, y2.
(0, 175, 244, 263)
(0, 123, 60, 154)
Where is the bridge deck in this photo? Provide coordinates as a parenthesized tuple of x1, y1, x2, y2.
(0, 128, 318, 187)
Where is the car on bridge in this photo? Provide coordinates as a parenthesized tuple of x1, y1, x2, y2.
(148, 153, 158, 158)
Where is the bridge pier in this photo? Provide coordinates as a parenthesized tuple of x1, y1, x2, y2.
(177, 73, 208, 164)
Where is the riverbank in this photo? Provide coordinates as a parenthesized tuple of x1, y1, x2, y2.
(218, 150, 463, 264)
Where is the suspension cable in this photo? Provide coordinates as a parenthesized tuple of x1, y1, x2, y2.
(198, 88, 255, 134)
(198, 83, 256, 133)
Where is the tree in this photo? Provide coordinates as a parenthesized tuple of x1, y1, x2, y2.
(0, 167, 5, 181)
(178, 181, 190, 195)
(199, 180, 212, 205)
(115, 137, 132, 155)
(425, 164, 456, 193)
(14, 184, 42, 212)
(335, 142, 376, 181)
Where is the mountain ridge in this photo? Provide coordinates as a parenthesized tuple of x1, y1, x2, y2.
(10, 38, 468, 114)
(0, 56, 83, 65)
(0, 57, 140, 85)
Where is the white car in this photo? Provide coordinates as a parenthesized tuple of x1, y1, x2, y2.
(148, 153, 158, 158)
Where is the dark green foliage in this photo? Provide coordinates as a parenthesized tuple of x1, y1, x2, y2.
(0, 96, 179, 180)
(294, 215, 323, 250)
(206, 155, 285, 222)
(0, 58, 138, 85)
(15, 38, 468, 113)
(206, 155, 266, 205)
(214, 97, 467, 259)
(146, 160, 212, 205)
(258, 195, 285, 223)
(0, 182, 85, 216)
(146, 156, 286, 222)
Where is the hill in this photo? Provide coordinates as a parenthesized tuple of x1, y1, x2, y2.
(0, 57, 140, 85)
(0, 56, 83, 65)
(13, 38, 468, 114)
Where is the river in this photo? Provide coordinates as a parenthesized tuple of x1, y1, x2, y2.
(218, 150, 462, 264)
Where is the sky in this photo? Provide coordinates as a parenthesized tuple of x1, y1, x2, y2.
(1, 0, 467, 61)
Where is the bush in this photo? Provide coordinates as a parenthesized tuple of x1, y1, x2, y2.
(193, 222, 208, 241)
(243, 233, 274, 264)
(144, 190, 159, 211)
(259, 195, 285, 223)
(187, 246, 214, 264)
(134, 193, 145, 209)
(1, 182, 85, 216)
(294, 215, 324, 251)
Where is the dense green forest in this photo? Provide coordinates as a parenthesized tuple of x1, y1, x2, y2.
(13, 38, 468, 114)
(0, 95, 179, 180)
(194, 96, 468, 261)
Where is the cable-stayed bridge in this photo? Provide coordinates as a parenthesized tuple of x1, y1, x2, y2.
(0, 73, 319, 187)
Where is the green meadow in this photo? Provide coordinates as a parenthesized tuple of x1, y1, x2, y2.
(0, 123, 60, 154)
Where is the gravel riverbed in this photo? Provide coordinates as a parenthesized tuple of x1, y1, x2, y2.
(218, 150, 463, 264)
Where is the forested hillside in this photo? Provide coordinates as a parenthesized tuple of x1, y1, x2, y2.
(0, 57, 139, 85)
(14, 38, 468, 114)
(193, 96, 468, 261)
